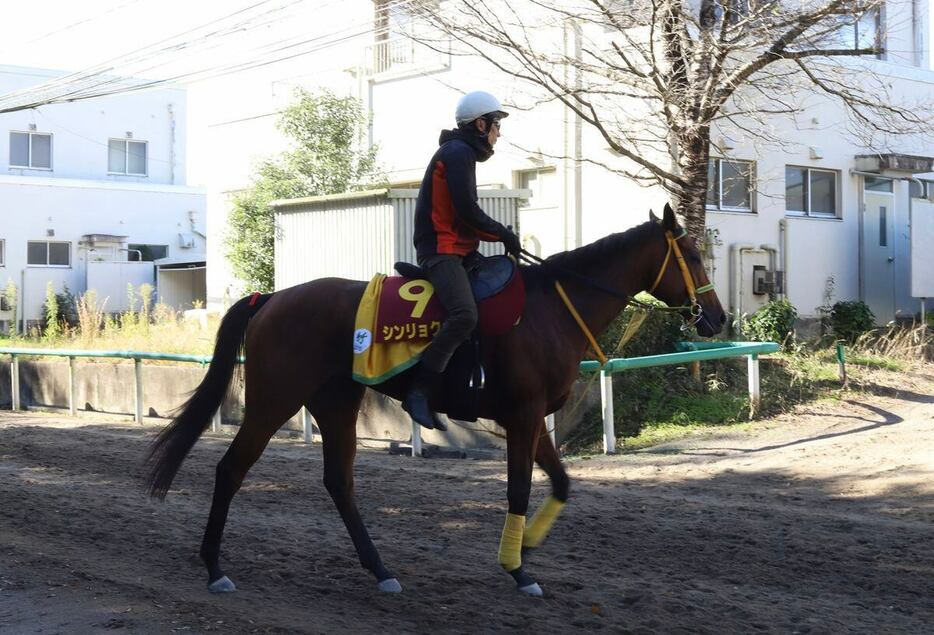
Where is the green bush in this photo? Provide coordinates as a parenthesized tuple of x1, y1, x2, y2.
(743, 299, 797, 347)
(40, 285, 78, 335)
(830, 300, 875, 343)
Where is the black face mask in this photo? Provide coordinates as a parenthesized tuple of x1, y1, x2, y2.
(443, 126, 494, 162)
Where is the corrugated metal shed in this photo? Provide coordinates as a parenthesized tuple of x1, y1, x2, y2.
(271, 188, 529, 290)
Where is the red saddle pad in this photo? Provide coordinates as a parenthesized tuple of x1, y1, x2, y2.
(375, 271, 526, 343)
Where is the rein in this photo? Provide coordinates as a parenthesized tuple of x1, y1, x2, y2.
(518, 225, 715, 340)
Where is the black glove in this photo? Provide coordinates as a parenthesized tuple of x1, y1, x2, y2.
(500, 228, 522, 258)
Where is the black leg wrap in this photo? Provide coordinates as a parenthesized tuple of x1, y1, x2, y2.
(508, 566, 536, 589)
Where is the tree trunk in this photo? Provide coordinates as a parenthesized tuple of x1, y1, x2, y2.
(678, 127, 711, 238)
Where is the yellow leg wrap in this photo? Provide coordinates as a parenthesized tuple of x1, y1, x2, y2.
(497, 513, 525, 572)
(522, 496, 566, 549)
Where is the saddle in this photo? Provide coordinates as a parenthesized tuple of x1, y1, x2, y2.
(394, 254, 517, 303)
(351, 254, 525, 421)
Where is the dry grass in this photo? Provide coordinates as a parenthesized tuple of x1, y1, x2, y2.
(851, 323, 933, 363)
(1, 300, 220, 357)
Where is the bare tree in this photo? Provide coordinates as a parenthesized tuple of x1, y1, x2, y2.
(413, 0, 932, 236)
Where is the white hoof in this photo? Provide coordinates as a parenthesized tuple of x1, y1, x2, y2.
(208, 576, 237, 593)
(377, 577, 403, 593)
(518, 582, 543, 597)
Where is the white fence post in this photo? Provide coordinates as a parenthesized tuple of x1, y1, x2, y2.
(133, 358, 143, 424)
(546, 413, 556, 447)
(302, 407, 315, 444)
(601, 369, 616, 454)
(411, 420, 422, 458)
(747, 354, 761, 417)
(11, 355, 19, 411)
(68, 356, 76, 417)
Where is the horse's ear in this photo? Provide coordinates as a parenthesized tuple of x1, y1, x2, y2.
(663, 203, 676, 231)
(649, 208, 660, 223)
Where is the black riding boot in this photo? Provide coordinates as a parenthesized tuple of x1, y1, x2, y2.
(402, 366, 447, 431)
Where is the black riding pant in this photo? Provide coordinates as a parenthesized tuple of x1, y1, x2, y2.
(418, 254, 478, 373)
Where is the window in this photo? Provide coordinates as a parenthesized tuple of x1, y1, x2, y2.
(0, 239, 5, 266)
(864, 176, 893, 193)
(9, 131, 52, 169)
(838, 8, 883, 59)
(601, 0, 635, 30)
(516, 168, 558, 209)
(27, 241, 70, 267)
(128, 244, 168, 261)
(706, 158, 754, 211)
(786, 167, 838, 217)
(108, 138, 148, 176)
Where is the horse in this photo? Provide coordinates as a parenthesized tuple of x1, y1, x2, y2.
(144, 203, 726, 597)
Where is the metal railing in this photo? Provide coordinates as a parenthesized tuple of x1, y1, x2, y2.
(0, 347, 318, 443)
(576, 341, 780, 453)
(4, 341, 778, 455)
(364, 36, 450, 78)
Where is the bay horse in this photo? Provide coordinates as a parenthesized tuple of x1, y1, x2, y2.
(144, 203, 725, 597)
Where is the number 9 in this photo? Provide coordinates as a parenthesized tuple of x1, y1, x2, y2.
(399, 281, 434, 319)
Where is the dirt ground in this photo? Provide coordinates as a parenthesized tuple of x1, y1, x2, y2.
(1, 366, 933, 634)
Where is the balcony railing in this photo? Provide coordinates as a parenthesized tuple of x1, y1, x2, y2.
(364, 37, 450, 79)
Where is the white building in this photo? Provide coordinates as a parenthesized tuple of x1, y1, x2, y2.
(1, 65, 207, 328)
(200, 1, 934, 327)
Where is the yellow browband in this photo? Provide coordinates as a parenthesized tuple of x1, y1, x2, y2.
(648, 228, 715, 300)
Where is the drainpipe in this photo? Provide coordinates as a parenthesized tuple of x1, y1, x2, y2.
(731, 243, 755, 332)
(907, 176, 924, 322)
(168, 103, 176, 185)
(779, 219, 789, 299)
(562, 18, 583, 250)
(912, 0, 922, 67)
(19, 268, 25, 335)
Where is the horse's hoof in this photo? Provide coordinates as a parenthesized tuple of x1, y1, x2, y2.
(508, 566, 543, 597)
(208, 575, 237, 593)
(518, 582, 543, 597)
(377, 577, 403, 593)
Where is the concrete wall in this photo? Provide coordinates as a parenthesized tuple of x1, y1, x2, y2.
(0, 360, 596, 451)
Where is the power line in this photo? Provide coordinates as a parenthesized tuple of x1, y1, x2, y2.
(0, 0, 295, 111)
(0, 0, 418, 113)
(0, 0, 145, 57)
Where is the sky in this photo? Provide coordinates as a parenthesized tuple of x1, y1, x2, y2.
(0, 0, 362, 79)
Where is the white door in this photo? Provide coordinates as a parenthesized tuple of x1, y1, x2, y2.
(862, 188, 896, 324)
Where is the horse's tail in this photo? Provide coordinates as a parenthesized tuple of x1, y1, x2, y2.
(144, 292, 273, 500)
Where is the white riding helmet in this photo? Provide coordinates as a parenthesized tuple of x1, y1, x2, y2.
(455, 91, 510, 125)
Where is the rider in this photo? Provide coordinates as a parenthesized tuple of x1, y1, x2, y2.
(402, 91, 522, 431)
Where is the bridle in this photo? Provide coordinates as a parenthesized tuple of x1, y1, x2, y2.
(517, 223, 716, 336)
(643, 227, 716, 330)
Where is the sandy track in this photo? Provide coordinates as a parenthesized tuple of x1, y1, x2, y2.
(1, 368, 933, 634)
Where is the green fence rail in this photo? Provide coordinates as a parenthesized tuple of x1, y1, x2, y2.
(0, 347, 273, 439)
(563, 341, 779, 453)
(3, 341, 778, 455)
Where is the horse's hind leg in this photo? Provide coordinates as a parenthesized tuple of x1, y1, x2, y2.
(310, 378, 401, 593)
(523, 429, 569, 549)
(200, 401, 297, 592)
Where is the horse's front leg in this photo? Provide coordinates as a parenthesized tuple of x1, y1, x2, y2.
(499, 413, 545, 596)
(523, 430, 569, 550)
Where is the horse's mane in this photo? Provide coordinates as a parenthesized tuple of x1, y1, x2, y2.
(522, 219, 659, 287)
